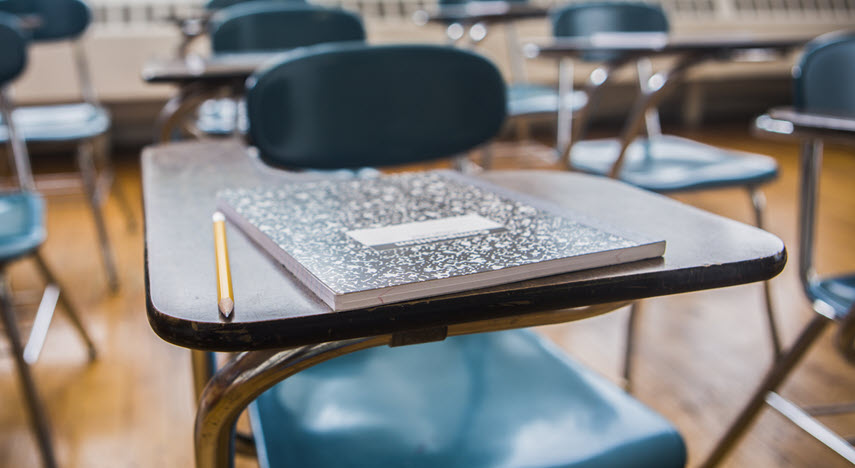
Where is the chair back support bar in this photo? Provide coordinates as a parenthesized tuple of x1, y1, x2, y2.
(794, 31, 855, 117)
(246, 43, 507, 169)
(209, 2, 364, 54)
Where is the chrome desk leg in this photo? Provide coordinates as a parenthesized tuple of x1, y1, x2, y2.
(155, 82, 219, 143)
(700, 314, 830, 467)
(556, 57, 574, 160)
(798, 139, 823, 298)
(0, 272, 58, 468)
(32, 251, 97, 362)
(191, 349, 217, 404)
(191, 350, 256, 457)
(559, 55, 638, 170)
(95, 133, 137, 232)
(748, 186, 782, 358)
(622, 301, 641, 393)
(77, 140, 119, 292)
(635, 57, 661, 139)
(195, 335, 391, 468)
(610, 53, 709, 178)
(503, 22, 527, 85)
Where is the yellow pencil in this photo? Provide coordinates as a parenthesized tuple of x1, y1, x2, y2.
(212, 212, 234, 317)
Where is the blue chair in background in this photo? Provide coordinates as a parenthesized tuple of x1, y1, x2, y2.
(0, 12, 97, 468)
(702, 31, 855, 467)
(418, 0, 587, 157)
(193, 1, 366, 137)
(223, 42, 688, 468)
(174, 0, 307, 57)
(551, 1, 781, 392)
(0, 0, 135, 292)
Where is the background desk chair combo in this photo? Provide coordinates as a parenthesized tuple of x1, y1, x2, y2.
(191, 1, 366, 138)
(549, 1, 782, 391)
(193, 42, 688, 468)
(0, 0, 135, 292)
(414, 0, 587, 156)
(702, 31, 855, 467)
(173, 0, 307, 58)
(0, 12, 97, 468)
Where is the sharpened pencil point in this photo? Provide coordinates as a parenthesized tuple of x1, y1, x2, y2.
(218, 297, 234, 317)
(213, 212, 234, 319)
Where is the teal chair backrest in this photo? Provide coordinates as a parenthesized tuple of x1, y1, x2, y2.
(0, 12, 27, 84)
(551, 2, 669, 62)
(0, 0, 90, 42)
(209, 2, 365, 54)
(246, 43, 507, 169)
(793, 31, 855, 117)
(205, 0, 305, 10)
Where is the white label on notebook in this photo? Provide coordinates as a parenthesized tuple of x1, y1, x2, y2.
(346, 214, 507, 251)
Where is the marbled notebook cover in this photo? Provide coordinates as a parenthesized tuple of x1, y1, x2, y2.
(217, 171, 664, 311)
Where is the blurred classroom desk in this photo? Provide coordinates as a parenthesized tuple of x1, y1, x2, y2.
(141, 52, 282, 142)
(413, 1, 547, 28)
(525, 32, 811, 166)
(413, 1, 548, 86)
(142, 138, 785, 467)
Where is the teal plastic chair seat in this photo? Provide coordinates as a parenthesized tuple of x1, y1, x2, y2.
(569, 135, 778, 193)
(249, 329, 687, 468)
(0, 193, 45, 263)
(0, 103, 109, 142)
(507, 83, 587, 118)
(808, 275, 855, 320)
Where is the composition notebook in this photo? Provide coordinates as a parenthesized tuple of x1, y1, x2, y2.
(217, 171, 665, 312)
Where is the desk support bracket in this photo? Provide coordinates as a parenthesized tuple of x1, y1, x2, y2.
(391, 326, 449, 347)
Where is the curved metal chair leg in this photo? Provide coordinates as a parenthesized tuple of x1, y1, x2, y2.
(155, 82, 221, 143)
(77, 141, 119, 293)
(32, 251, 97, 362)
(191, 349, 217, 404)
(700, 314, 830, 467)
(95, 134, 137, 233)
(195, 335, 391, 468)
(748, 187, 782, 358)
(0, 273, 58, 468)
(191, 350, 256, 457)
(623, 301, 641, 393)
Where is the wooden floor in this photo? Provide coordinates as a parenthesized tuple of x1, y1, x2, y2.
(1, 125, 853, 467)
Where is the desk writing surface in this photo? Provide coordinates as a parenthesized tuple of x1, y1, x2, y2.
(527, 33, 810, 59)
(143, 139, 785, 351)
(141, 52, 285, 84)
(768, 107, 855, 135)
(417, 2, 547, 24)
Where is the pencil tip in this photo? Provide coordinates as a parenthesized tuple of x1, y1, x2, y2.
(219, 298, 234, 317)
